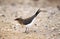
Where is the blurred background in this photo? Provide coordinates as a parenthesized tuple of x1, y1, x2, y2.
(0, 0, 60, 39)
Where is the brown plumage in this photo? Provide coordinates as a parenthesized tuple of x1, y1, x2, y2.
(15, 9, 41, 25)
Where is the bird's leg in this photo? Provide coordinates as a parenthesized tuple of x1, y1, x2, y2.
(25, 27, 29, 34)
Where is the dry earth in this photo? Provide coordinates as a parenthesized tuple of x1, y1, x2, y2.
(0, 0, 60, 39)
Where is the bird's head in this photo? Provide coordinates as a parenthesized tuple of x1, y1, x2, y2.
(15, 18, 23, 21)
(15, 18, 24, 25)
(15, 18, 19, 20)
(15, 18, 24, 28)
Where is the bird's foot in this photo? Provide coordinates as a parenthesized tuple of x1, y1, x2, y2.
(24, 30, 29, 34)
(23, 27, 29, 34)
(23, 30, 29, 34)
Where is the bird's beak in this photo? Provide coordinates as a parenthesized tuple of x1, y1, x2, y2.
(14, 18, 18, 20)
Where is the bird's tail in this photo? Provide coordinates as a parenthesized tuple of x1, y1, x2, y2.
(35, 9, 47, 16)
(35, 9, 41, 16)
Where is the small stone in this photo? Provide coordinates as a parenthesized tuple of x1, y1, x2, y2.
(34, 30, 36, 32)
(33, 0, 39, 1)
(11, 3, 16, 6)
(2, 38, 5, 39)
(57, 5, 60, 10)
(2, 15, 5, 17)
(14, 26, 16, 30)
(35, 24, 37, 26)
(0, 35, 2, 38)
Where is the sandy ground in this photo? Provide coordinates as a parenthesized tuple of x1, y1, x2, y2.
(0, 0, 60, 39)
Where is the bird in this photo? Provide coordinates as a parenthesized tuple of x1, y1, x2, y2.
(15, 9, 46, 33)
